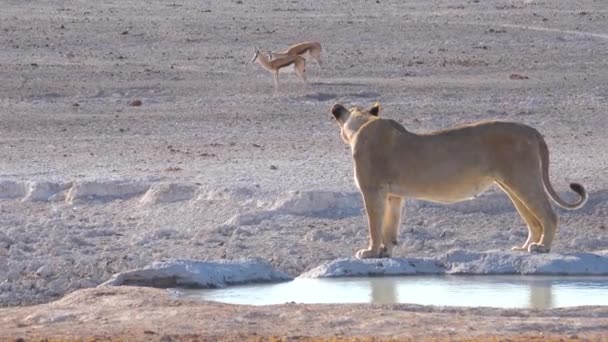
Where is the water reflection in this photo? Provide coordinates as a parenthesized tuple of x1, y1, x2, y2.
(529, 281, 553, 310)
(369, 277, 398, 304)
(179, 275, 608, 309)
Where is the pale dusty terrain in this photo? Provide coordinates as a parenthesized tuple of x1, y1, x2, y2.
(0, 0, 607, 340)
(1, 286, 608, 341)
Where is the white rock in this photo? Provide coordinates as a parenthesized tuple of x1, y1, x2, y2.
(66, 180, 149, 202)
(441, 250, 608, 275)
(300, 257, 443, 278)
(0, 180, 27, 199)
(100, 259, 292, 288)
(23, 181, 71, 202)
(221, 190, 362, 227)
(35, 265, 53, 278)
(140, 183, 196, 204)
(300, 251, 608, 278)
(199, 186, 255, 201)
(224, 211, 272, 226)
(271, 190, 362, 217)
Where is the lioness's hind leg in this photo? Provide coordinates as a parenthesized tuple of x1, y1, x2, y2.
(380, 196, 404, 258)
(357, 189, 386, 259)
(501, 179, 557, 253)
(498, 183, 542, 252)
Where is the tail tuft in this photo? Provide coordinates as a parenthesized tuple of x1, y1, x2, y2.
(570, 183, 585, 196)
(568, 183, 588, 209)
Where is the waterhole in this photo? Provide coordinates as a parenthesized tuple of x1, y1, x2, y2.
(175, 275, 608, 309)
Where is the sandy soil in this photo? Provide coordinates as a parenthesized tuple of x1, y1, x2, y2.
(1, 286, 607, 341)
(1, 0, 607, 340)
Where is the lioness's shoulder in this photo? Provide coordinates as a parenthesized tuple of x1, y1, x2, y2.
(386, 119, 408, 133)
(362, 118, 408, 134)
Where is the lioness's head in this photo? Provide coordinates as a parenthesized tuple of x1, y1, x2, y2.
(331, 102, 381, 144)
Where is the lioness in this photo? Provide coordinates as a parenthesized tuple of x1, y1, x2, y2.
(330, 102, 587, 259)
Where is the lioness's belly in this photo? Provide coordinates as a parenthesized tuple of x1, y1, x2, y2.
(389, 174, 495, 204)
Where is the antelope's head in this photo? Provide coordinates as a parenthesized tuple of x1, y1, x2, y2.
(251, 47, 260, 63)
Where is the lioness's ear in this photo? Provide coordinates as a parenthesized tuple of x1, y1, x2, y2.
(369, 102, 381, 116)
(331, 104, 348, 122)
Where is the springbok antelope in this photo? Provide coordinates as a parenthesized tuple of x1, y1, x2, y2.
(270, 41, 322, 68)
(251, 47, 307, 95)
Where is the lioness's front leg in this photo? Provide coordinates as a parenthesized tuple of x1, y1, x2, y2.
(379, 196, 404, 258)
(356, 189, 386, 259)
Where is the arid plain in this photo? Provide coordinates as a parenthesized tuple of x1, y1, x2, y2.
(1, 0, 607, 340)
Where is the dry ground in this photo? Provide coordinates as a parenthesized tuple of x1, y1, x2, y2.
(1, 0, 607, 340)
(1, 286, 607, 341)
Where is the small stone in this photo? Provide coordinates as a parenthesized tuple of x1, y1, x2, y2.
(47, 279, 67, 296)
(35, 265, 53, 278)
(69, 278, 96, 290)
(270, 165, 278, 170)
(0, 231, 12, 248)
(128, 99, 142, 106)
(509, 73, 529, 80)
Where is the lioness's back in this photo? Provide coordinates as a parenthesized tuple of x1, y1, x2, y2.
(355, 119, 541, 153)
(423, 120, 540, 139)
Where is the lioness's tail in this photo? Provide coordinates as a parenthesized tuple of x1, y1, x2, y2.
(539, 135, 587, 209)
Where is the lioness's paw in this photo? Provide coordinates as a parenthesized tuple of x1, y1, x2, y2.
(528, 243, 550, 253)
(356, 249, 380, 259)
(378, 245, 393, 258)
(511, 245, 527, 252)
